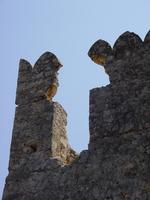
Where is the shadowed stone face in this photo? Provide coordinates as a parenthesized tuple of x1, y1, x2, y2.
(88, 39, 112, 66)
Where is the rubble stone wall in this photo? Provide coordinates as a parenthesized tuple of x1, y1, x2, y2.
(3, 31, 150, 200)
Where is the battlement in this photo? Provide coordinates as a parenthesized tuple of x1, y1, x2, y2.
(16, 52, 62, 105)
(88, 31, 150, 84)
(88, 31, 150, 151)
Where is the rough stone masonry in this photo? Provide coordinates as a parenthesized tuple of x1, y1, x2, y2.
(2, 31, 150, 200)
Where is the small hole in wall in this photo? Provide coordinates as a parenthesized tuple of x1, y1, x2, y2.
(30, 144, 37, 152)
(23, 143, 38, 154)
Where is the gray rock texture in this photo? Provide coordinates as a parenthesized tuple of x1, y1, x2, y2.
(3, 31, 150, 200)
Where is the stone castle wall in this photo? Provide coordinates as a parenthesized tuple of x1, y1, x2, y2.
(3, 31, 150, 200)
(2, 52, 77, 200)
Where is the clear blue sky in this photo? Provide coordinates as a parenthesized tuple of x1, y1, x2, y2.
(0, 0, 150, 197)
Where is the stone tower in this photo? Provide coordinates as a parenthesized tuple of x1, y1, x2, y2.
(3, 31, 150, 200)
(2, 52, 77, 200)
